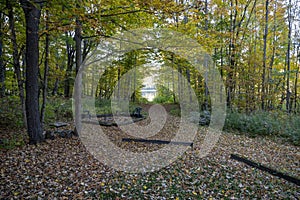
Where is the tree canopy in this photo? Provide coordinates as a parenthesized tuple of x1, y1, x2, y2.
(0, 0, 299, 143)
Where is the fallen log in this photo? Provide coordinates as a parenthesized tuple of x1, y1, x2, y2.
(122, 138, 193, 147)
(230, 154, 300, 186)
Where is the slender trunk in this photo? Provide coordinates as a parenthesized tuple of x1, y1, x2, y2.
(91, 70, 95, 97)
(8, 0, 27, 128)
(186, 68, 192, 103)
(177, 64, 182, 102)
(268, 0, 277, 109)
(40, 8, 49, 128)
(294, 47, 299, 113)
(74, 7, 82, 136)
(204, 0, 209, 110)
(64, 32, 75, 97)
(227, 0, 235, 109)
(171, 54, 176, 103)
(126, 74, 131, 100)
(0, 12, 4, 97)
(132, 53, 137, 102)
(286, 0, 292, 113)
(52, 78, 59, 95)
(82, 39, 91, 62)
(261, 0, 269, 110)
(220, 47, 224, 104)
(117, 66, 121, 100)
(21, 0, 44, 144)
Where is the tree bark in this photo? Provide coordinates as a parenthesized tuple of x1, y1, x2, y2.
(177, 64, 182, 102)
(186, 68, 192, 103)
(40, 8, 50, 128)
(74, 7, 82, 136)
(294, 46, 299, 113)
(286, 0, 292, 113)
(261, 0, 269, 110)
(171, 54, 176, 103)
(204, 0, 209, 110)
(52, 78, 59, 95)
(0, 11, 4, 97)
(64, 32, 75, 97)
(21, 0, 44, 144)
(8, 0, 27, 127)
(226, 0, 236, 109)
(268, 0, 277, 109)
(132, 52, 137, 102)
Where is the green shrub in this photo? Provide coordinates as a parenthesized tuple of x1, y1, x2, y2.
(224, 111, 300, 145)
(282, 115, 300, 146)
(224, 111, 280, 136)
(153, 95, 174, 104)
(44, 97, 73, 123)
(169, 106, 181, 117)
(137, 97, 149, 104)
(0, 134, 25, 150)
(95, 99, 113, 114)
(0, 96, 24, 128)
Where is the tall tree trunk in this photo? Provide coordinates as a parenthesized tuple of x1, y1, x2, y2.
(132, 53, 137, 102)
(177, 64, 182, 102)
(186, 68, 192, 103)
(286, 0, 292, 113)
(261, 0, 269, 110)
(268, 0, 278, 109)
(117, 66, 121, 100)
(0, 11, 4, 97)
(226, 0, 236, 109)
(52, 78, 59, 95)
(21, 0, 44, 144)
(171, 54, 176, 103)
(294, 46, 299, 113)
(40, 8, 50, 128)
(64, 32, 75, 97)
(8, 0, 27, 127)
(204, 0, 209, 110)
(74, 7, 82, 136)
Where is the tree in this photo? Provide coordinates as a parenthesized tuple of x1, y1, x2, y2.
(40, 6, 50, 128)
(74, 1, 82, 136)
(21, 0, 44, 144)
(286, 0, 292, 113)
(0, 11, 4, 97)
(261, 0, 269, 110)
(7, 0, 27, 126)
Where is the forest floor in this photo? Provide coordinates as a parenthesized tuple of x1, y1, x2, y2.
(0, 105, 299, 199)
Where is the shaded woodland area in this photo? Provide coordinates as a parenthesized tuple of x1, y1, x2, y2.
(0, 0, 299, 143)
(0, 0, 300, 199)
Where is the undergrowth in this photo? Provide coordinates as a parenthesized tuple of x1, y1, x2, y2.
(169, 105, 300, 146)
(1, 95, 299, 146)
(223, 111, 300, 146)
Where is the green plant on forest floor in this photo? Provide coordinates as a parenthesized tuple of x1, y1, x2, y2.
(168, 105, 300, 146)
(0, 96, 24, 128)
(0, 134, 25, 150)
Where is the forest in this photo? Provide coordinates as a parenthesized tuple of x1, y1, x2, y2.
(0, 0, 300, 199)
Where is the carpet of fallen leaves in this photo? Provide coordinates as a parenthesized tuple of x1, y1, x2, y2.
(1, 111, 299, 199)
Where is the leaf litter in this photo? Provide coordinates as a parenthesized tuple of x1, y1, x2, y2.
(0, 114, 299, 199)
